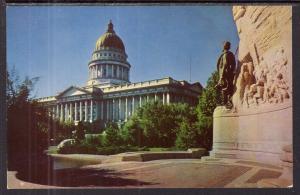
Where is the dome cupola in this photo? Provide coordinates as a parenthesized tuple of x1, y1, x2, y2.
(87, 20, 131, 87)
(95, 20, 125, 52)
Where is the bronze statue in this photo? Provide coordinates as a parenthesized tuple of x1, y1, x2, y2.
(215, 41, 236, 109)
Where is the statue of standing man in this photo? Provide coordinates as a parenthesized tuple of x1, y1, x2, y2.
(215, 41, 236, 109)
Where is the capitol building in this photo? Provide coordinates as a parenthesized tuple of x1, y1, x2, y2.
(38, 21, 203, 126)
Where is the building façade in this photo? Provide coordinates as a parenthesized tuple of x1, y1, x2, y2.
(38, 21, 203, 128)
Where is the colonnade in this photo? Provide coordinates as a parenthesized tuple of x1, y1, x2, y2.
(104, 92, 170, 122)
(49, 92, 170, 123)
(89, 64, 129, 81)
(50, 99, 97, 123)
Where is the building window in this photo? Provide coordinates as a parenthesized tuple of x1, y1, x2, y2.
(103, 66, 106, 77)
(108, 65, 112, 77)
(122, 68, 125, 80)
(120, 66, 123, 79)
(100, 53, 102, 56)
(99, 65, 102, 77)
(104, 53, 107, 56)
(113, 65, 117, 77)
(126, 69, 129, 80)
(109, 53, 111, 56)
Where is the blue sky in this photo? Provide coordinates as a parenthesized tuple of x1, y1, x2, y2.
(7, 6, 239, 98)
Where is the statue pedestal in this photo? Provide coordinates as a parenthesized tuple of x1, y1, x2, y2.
(210, 103, 292, 165)
(256, 144, 293, 187)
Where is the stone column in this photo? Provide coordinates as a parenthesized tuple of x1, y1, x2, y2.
(67, 103, 70, 121)
(50, 107, 54, 119)
(139, 95, 142, 107)
(167, 92, 170, 104)
(118, 98, 122, 121)
(79, 101, 82, 121)
(110, 65, 113, 78)
(106, 64, 109, 78)
(154, 93, 157, 102)
(70, 102, 73, 121)
(132, 96, 135, 114)
(106, 100, 110, 121)
(75, 102, 77, 121)
(112, 99, 115, 121)
(101, 101, 104, 120)
(96, 65, 98, 77)
(147, 95, 149, 102)
(125, 97, 128, 121)
(60, 104, 63, 121)
(163, 93, 165, 105)
(93, 66, 95, 78)
(85, 100, 88, 122)
(56, 104, 59, 119)
(64, 104, 68, 122)
(117, 65, 120, 79)
(90, 100, 93, 122)
(128, 69, 130, 81)
(120, 66, 123, 80)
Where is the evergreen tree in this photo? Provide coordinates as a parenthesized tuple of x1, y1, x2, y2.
(104, 122, 122, 146)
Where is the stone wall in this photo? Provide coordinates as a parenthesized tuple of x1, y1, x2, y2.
(232, 6, 292, 110)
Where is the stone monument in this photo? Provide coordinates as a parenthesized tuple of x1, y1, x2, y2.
(210, 6, 292, 186)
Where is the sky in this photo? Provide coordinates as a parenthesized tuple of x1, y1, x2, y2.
(7, 6, 239, 98)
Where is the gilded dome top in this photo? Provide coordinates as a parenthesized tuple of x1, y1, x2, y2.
(95, 20, 125, 52)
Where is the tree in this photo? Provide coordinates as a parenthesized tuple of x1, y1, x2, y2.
(175, 120, 198, 150)
(7, 68, 54, 183)
(196, 70, 221, 149)
(121, 115, 144, 146)
(104, 122, 122, 146)
(122, 101, 198, 147)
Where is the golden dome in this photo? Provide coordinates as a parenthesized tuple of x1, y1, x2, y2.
(95, 20, 125, 52)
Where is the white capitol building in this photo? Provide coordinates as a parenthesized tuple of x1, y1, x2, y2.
(38, 21, 203, 127)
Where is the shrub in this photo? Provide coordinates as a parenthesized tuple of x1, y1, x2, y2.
(103, 122, 123, 146)
(57, 139, 78, 154)
(122, 101, 197, 147)
(85, 134, 104, 147)
(121, 115, 144, 146)
(57, 139, 99, 154)
(175, 120, 198, 150)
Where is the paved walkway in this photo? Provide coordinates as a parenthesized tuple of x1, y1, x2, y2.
(7, 157, 284, 188)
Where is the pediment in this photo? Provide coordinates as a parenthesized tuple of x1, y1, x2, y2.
(57, 86, 91, 98)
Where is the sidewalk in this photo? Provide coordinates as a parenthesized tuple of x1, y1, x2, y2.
(7, 157, 286, 188)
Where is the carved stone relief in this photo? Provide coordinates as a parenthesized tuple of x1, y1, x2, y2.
(234, 47, 290, 109)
